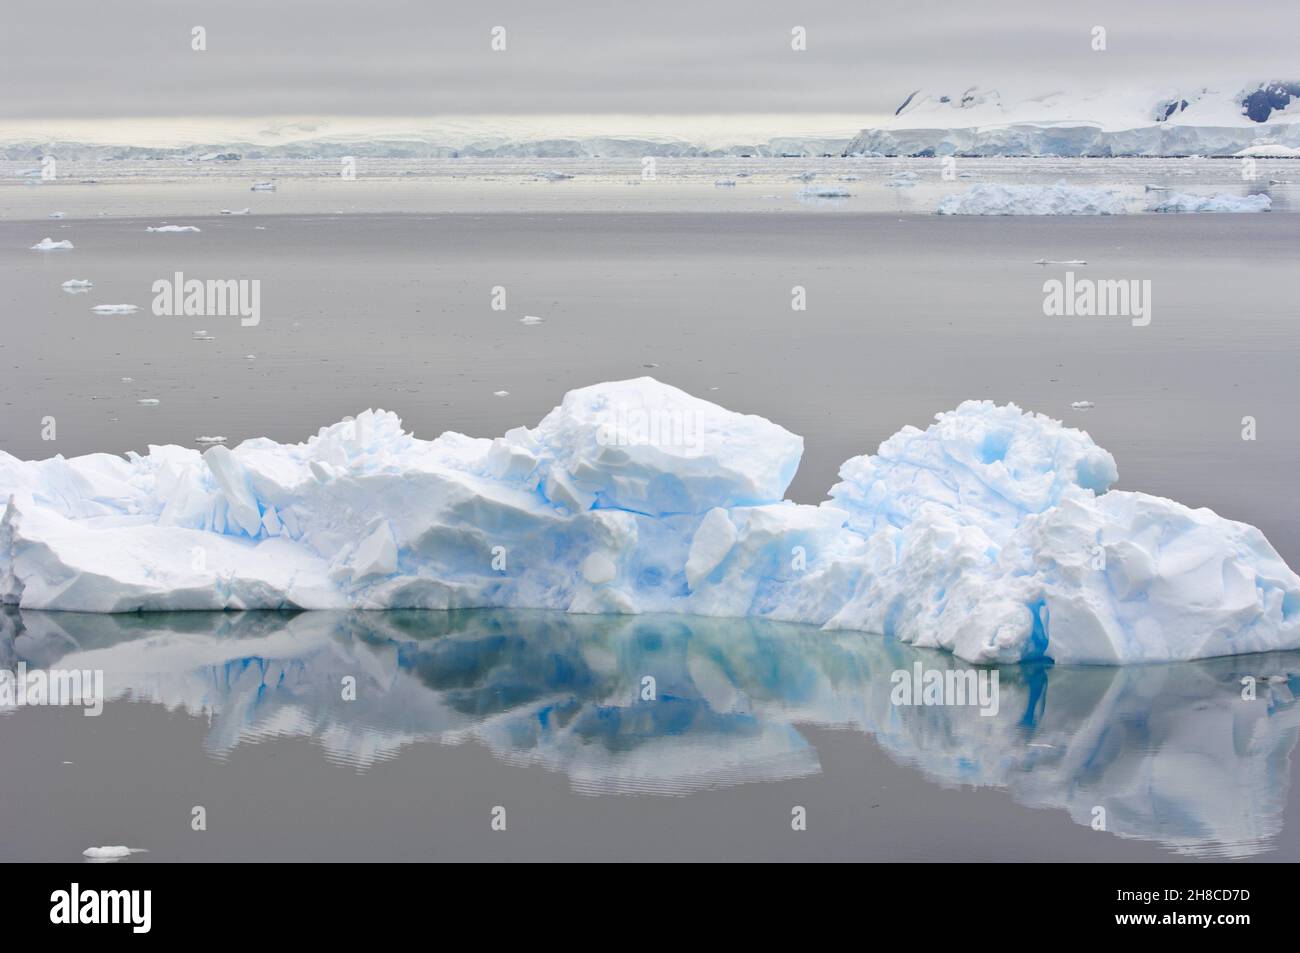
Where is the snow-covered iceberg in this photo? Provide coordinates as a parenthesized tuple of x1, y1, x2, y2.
(2, 379, 1297, 665)
(1147, 191, 1272, 213)
(936, 181, 1131, 216)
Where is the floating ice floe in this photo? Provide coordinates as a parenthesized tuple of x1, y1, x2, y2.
(534, 171, 574, 182)
(2, 378, 1297, 666)
(82, 846, 147, 859)
(799, 186, 851, 198)
(519, 315, 544, 325)
(714, 179, 737, 187)
(146, 225, 201, 233)
(937, 180, 1130, 215)
(250, 181, 277, 191)
(885, 170, 919, 188)
(136, 398, 160, 405)
(493, 390, 510, 397)
(61, 279, 93, 293)
(195, 436, 227, 445)
(1147, 192, 1272, 213)
(1070, 400, 1095, 409)
(49, 211, 65, 219)
(91, 304, 139, 315)
(1034, 259, 1087, 266)
(31, 237, 73, 250)
(220, 208, 251, 215)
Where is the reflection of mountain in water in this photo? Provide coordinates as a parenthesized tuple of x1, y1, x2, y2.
(3, 607, 1297, 857)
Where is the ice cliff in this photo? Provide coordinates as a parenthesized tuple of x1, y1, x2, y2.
(846, 82, 1300, 156)
(2, 378, 1297, 665)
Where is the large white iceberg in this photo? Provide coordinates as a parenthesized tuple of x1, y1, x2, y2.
(2, 378, 1297, 665)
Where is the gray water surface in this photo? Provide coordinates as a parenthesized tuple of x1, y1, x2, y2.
(2, 608, 1298, 862)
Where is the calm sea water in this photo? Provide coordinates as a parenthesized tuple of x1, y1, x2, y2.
(2, 608, 1298, 862)
(2, 161, 1298, 861)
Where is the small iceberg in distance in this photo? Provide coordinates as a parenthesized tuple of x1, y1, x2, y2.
(61, 279, 93, 294)
(1, 378, 1296, 665)
(31, 237, 73, 250)
(250, 180, 277, 191)
(91, 304, 139, 314)
(146, 225, 201, 232)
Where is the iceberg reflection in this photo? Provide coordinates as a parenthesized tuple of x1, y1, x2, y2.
(3, 607, 1297, 857)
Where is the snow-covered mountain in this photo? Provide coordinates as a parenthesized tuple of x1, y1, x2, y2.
(846, 81, 1300, 156)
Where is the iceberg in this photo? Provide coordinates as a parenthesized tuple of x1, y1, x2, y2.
(1147, 192, 1272, 213)
(31, 237, 73, 251)
(936, 181, 1131, 215)
(846, 82, 1300, 157)
(1, 379, 1296, 665)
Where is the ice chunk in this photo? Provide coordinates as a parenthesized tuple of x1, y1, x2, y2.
(31, 237, 73, 250)
(82, 846, 146, 858)
(686, 507, 738, 589)
(146, 225, 201, 232)
(91, 304, 139, 314)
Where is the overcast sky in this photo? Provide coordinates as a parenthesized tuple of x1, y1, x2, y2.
(2, 0, 1297, 122)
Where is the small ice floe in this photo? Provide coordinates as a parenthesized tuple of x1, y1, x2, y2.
(194, 334, 215, 341)
(195, 435, 227, 444)
(519, 315, 544, 325)
(83, 846, 147, 860)
(146, 225, 201, 232)
(193, 329, 208, 336)
(493, 390, 510, 397)
(61, 279, 93, 294)
(91, 304, 139, 314)
(734, 171, 752, 178)
(1143, 184, 1171, 192)
(714, 178, 737, 187)
(534, 171, 574, 182)
(885, 170, 919, 188)
(120, 377, 133, 382)
(799, 186, 851, 198)
(221, 208, 251, 215)
(1070, 401, 1096, 410)
(791, 171, 816, 182)
(642, 362, 659, 368)
(250, 180, 277, 191)
(1147, 192, 1271, 213)
(1034, 259, 1087, 266)
(49, 211, 65, 218)
(137, 398, 160, 405)
(31, 237, 73, 250)
(245, 354, 256, 360)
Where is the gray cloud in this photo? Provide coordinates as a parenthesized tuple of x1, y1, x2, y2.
(2, 0, 1297, 119)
